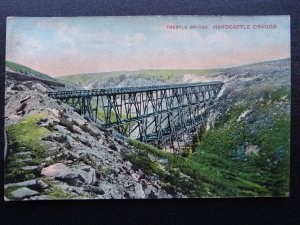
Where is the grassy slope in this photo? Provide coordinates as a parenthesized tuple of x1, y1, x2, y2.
(5, 113, 52, 183)
(59, 68, 219, 85)
(125, 60, 290, 197)
(127, 86, 290, 197)
(58, 58, 289, 86)
(5, 59, 290, 198)
(6, 61, 57, 81)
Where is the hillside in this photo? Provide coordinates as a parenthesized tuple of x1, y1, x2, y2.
(6, 61, 56, 81)
(58, 58, 289, 88)
(4, 63, 185, 200)
(5, 61, 82, 90)
(107, 58, 291, 197)
(4, 59, 290, 199)
(58, 69, 219, 88)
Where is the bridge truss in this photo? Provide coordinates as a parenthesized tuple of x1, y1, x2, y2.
(48, 81, 223, 151)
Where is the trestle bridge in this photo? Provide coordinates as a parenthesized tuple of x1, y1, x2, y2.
(48, 81, 223, 151)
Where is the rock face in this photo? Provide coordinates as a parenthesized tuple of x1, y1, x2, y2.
(4, 71, 178, 200)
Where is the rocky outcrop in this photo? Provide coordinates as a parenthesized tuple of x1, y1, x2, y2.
(4, 74, 179, 200)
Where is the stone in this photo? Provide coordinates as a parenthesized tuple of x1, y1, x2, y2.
(52, 124, 68, 132)
(109, 189, 123, 199)
(78, 167, 96, 185)
(107, 141, 118, 151)
(147, 191, 159, 199)
(144, 185, 155, 195)
(41, 163, 77, 180)
(131, 173, 139, 181)
(73, 118, 86, 127)
(14, 158, 33, 164)
(68, 186, 86, 195)
(13, 151, 32, 157)
(80, 165, 91, 171)
(46, 108, 60, 118)
(98, 139, 104, 145)
(126, 182, 145, 199)
(81, 125, 100, 137)
(20, 95, 31, 103)
(6, 90, 18, 95)
(47, 118, 60, 127)
(65, 150, 80, 160)
(158, 159, 169, 166)
(84, 185, 105, 195)
(134, 183, 145, 198)
(72, 125, 83, 134)
(34, 83, 47, 93)
(75, 135, 92, 147)
(4, 179, 36, 189)
(11, 187, 40, 200)
(41, 163, 96, 185)
(36, 179, 49, 189)
(42, 133, 68, 143)
(30, 195, 50, 200)
(59, 116, 74, 130)
(125, 161, 132, 168)
(21, 166, 38, 171)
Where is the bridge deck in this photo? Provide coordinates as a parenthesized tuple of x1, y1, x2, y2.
(47, 81, 223, 98)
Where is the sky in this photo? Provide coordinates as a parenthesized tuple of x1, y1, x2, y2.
(6, 16, 290, 77)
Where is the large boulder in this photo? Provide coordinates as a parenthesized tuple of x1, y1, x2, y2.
(41, 163, 78, 181)
(41, 163, 96, 185)
(11, 187, 40, 200)
(77, 165, 96, 185)
(33, 83, 47, 93)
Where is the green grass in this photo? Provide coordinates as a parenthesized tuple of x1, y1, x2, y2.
(6, 113, 51, 160)
(47, 185, 73, 200)
(5, 113, 52, 183)
(6, 61, 56, 81)
(191, 88, 290, 197)
(96, 107, 136, 123)
(127, 81, 290, 197)
(127, 139, 208, 197)
(4, 186, 22, 199)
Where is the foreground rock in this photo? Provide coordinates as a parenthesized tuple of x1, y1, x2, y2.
(11, 187, 40, 200)
(4, 72, 181, 200)
(41, 163, 96, 185)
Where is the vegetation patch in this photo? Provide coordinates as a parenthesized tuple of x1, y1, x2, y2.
(47, 185, 73, 200)
(4, 186, 22, 199)
(59, 68, 219, 85)
(127, 82, 290, 197)
(5, 113, 52, 183)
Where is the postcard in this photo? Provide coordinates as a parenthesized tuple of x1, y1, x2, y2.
(4, 16, 290, 200)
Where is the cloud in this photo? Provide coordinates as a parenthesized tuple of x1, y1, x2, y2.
(6, 17, 289, 77)
(129, 33, 146, 42)
(6, 33, 46, 61)
(124, 32, 146, 46)
(36, 18, 114, 56)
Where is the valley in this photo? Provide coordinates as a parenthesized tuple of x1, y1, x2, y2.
(4, 58, 290, 199)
